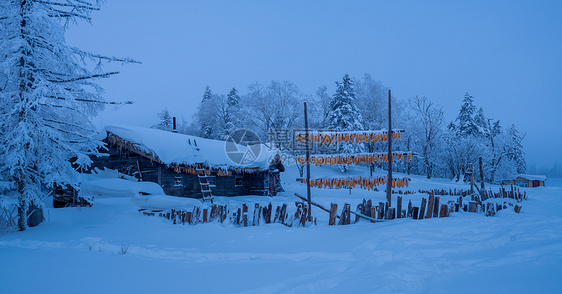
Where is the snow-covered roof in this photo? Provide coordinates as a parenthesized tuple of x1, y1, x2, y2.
(514, 174, 547, 181)
(104, 125, 272, 170)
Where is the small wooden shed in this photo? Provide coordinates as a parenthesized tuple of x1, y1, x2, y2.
(90, 125, 283, 199)
(512, 174, 547, 188)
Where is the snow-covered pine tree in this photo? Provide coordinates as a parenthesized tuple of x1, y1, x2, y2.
(197, 86, 217, 138)
(326, 74, 365, 154)
(227, 87, 240, 107)
(315, 85, 331, 128)
(455, 93, 478, 137)
(506, 124, 526, 174)
(327, 74, 364, 131)
(474, 107, 487, 137)
(225, 87, 240, 136)
(0, 0, 137, 231)
(152, 108, 173, 131)
(202, 85, 212, 103)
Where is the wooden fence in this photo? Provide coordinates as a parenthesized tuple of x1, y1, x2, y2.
(141, 186, 526, 227)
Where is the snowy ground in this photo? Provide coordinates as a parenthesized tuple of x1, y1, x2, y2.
(1, 165, 562, 293)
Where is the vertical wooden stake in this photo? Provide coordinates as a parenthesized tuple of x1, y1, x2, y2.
(397, 196, 402, 219)
(479, 156, 485, 192)
(412, 207, 419, 220)
(386, 90, 393, 207)
(433, 196, 440, 218)
(242, 204, 248, 227)
(426, 193, 434, 219)
(419, 198, 427, 220)
(304, 102, 312, 221)
(253, 203, 260, 226)
(469, 163, 474, 194)
(329, 203, 338, 226)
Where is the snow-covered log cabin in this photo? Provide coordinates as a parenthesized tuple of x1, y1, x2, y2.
(90, 125, 283, 199)
(510, 174, 547, 188)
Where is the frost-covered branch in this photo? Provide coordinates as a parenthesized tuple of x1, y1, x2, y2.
(36, 1, 100, 11)
(49, 71, 119, 83)
(44, 95, 133, 105)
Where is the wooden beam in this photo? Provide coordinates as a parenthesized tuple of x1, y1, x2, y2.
(386, 89, 392, 206)
(479, 156, 485, 191)
(304, 102, 312, 221)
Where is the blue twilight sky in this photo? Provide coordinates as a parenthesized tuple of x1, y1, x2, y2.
(66, 0, 562, 172)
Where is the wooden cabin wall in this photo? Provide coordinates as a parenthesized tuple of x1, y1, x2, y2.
(90, 144, 270, 198)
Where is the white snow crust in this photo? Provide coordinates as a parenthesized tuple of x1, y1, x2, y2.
(1, 164, 561, 293)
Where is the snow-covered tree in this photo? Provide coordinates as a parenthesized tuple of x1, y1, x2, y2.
(227, 87, 239, 108)
(239, 81, 302, 140)
(455, 93, 478, 137)
(506, 124, 526, 174)
(225, 87, 240, 136)
(327, 74, 364, 132)
(214, 93, 234, 140)
(408, 96, 444, 178)
(152, 108, 173, 131)
(326, 74, 364, 154)
(0, 0, 136, 231)
(354, 73, 388, 130)
(195, 86, 218, 138)
(202, 85, 212, 103)
(315, 85, 331, 128)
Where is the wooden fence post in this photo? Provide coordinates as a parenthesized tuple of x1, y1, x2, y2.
(338, 204, 351, 225)
(433, 196, 440, 218)
(242, 204, 248, 227)
(263, 203, 272, 224)
(185, 211, 192, 225)
(439, 204, 449, 217)
(407, 200, 413, 218)
(426, 193, 434, 219)
(468, 201, 477, 213)
(202, 208, 208, 223)
(412, 207, 420, 220)
(479, 156, 485, 192)
(253, 203, 260, 226)
(274, 206, 281, 223)
(366, 199, 373, 217)
(280, 203, 287, 224)
(397, 196, 402, 219)
(469, 163, 474, 194)
(419, 198, 427, 220)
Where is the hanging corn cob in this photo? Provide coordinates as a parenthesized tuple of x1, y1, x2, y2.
(301, 176, 410, 190)
(295, 129, 405, 144)
(295, 151, 415, 166)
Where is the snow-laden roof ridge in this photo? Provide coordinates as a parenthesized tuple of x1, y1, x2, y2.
(104, 125, 272, 170)
(514, 174, 547, 181)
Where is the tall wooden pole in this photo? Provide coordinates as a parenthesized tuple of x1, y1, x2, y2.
(304, 102, 312, 221)
(386, 90, 392, 206)
(469, 163, 474, 194)
(479, 156, 485, 191)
